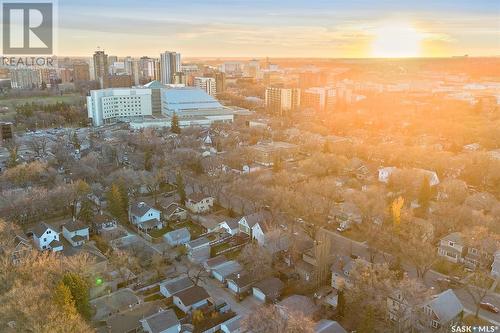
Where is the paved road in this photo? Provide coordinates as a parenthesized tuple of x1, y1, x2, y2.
(200, 276, 261, 317)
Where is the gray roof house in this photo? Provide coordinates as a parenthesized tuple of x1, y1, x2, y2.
(211, 260, 243, 283)
(163, 228, 191, 246)
(140, 309, 180, 333)
(423, 289, 463, 330)
(220, 315, 244, 333)
(252, 277, 284, 303)
(314, 320, 348, 333)
(437, 232, 466, 264)
(160, 276, 194, 298)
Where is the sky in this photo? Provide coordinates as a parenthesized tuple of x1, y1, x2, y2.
(57, 0, 500, 58)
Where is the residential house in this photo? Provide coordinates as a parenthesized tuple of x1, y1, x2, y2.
(172, 285, 210, 314)
(387, 283, 428, 332)
(378, 167, 397, 183)
(160, 276, 194, 298)
(62, 221, 89, 247)
(330, 256, 368, 290)
(211, 260, 243, 283)
(164, 228, 191, 246)
(196, 214, 225, 233)
(31, 222, 63, 252)
(252, 277, 284, 303)
(437, 232, 466, 264)
(379, 167, 440, 186)
(492, 250, 500, 278)
(277, 295, 319, 319)
(163, 203, 187, 222)
(238, 211, 273, 238)
(90, 288, 141, 321)
(251, 141, 299, 166)
(422, 289, 463, 331)
(220, 315, 244, 333)
(203, 255, 228, 273)
(186, 193, 214, 214)
(105, 301, 164, 333)
(129, 202, 162, 232)
(464, 238, 498, 270)
(140, 309, 180, 333)
(9, 235, 32, 265)
(226, 272, 255, 299)
(328, 202, 362, 229)
(219, 218, 240, 235)
(92, 213, 117, 233)
(251, 220, 289, 254)
(314, 320, 348, 333)
(295, 247, 317, 282)
(186, 236, 211, 262)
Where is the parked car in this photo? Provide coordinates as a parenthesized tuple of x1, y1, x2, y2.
(480, 302, 499, 313)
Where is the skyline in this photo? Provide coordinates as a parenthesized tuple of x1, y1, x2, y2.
(57, 0, 500, 58)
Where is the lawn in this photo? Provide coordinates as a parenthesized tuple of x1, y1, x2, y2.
(0, 93, 84, 108)
(432, 259, 466, 278)
(149, 220, 205, 239)
(463, 314, 493, 326)
(144, 293, 165, 302)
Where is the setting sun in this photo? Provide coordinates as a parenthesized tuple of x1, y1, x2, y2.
(371, 22, 423, 58)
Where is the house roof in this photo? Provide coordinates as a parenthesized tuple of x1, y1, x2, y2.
(32, 222, 57, 238)
(226, 272, 254, 288)
(187, 192, 211, 203)
(221, 315, 242, 332)
(138, 218, 162, 229)
(427, 289, 463, 324)
(64, 221, 88, 232)
(204, 255, 228, 269)
(221, 218, 240, 230)
(141, 309, 179, 333)
(106, 300, 163, 333)
(71, 235, 86, 243)
(253, 277, 284, 299)
(240, 211, 272, 228)
(160, 276, 193, 295)
(212, 261, 242, 278)
(187, 236, 210, 249)
(174, 286, 210, 306)
(49, 239, 63, 248)
(164, 228, 190, 241)
(164, 203, 185, 216)
(441, 232, 463, 244)
(315, 320, 348, 333)
(277, 295, 318, 317)
(130, 202, 155, 217)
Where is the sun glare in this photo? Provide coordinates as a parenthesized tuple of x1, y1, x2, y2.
(371, 22, 423, 58)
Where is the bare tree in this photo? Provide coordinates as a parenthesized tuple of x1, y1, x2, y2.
(242, 304, 315, 333)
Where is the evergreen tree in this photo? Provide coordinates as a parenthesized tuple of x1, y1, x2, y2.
(107, 184, 126, 222)
(418, 176, 432, 212)
(272, 154, 283, 173)
(78, 200, 93, 225)
(62, 273, 91, 320)
(176, 172, 186, 205)
(171, 113, 181, 134)
(358, 306, 376, 333)
(144, 149, 153, 171)
(337, 290, 346, 318)
(53, 281, 79, 319)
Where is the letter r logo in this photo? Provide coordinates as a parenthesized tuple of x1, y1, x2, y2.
(3, 2, 53, 54)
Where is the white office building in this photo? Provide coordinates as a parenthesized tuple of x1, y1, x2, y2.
(194, 77, 217, 97)
(87, 88, 152, 126)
